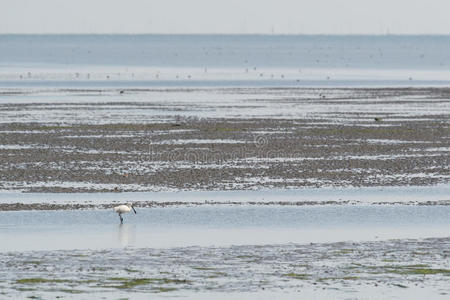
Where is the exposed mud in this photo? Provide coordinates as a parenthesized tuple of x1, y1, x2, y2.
(1, 199, 450, 211)
(0, 87, 449, 193)
(1, 237, 448, 298)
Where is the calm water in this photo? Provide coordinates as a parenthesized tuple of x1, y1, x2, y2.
(1, 34, 450, 69)
(1, 34, 450, 86)
(1, 205, 449, 251)
(1, 185, 449, 205)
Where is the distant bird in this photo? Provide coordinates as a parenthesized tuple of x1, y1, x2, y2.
(114, 203, 137, 224)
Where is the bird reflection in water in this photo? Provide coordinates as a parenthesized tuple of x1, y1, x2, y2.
(117, 224, 136, 247)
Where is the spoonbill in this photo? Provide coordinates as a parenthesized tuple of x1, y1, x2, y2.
(114, 203, 137, 224)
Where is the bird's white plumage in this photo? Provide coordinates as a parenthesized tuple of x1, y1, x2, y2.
(113, 203, 136, 223)
(114, 204, 132, 214)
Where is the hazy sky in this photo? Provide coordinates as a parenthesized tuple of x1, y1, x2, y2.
(1, 0, 450, 34)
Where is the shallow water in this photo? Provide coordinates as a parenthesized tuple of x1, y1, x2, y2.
(1, 185, 448, 205)
(1, 205, 449, 251)
(1, 87, 449, 126)
(2, 34, 450, 87)
(3, 34, 449, 69)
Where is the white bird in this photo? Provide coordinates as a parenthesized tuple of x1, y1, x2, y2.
(113, 203, 137, 224)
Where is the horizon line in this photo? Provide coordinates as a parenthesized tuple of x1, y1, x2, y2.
(1, 33, 450, 37)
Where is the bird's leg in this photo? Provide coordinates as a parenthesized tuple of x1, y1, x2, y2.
(119, 213, 123, 224)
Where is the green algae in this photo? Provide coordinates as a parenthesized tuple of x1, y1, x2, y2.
(16, 278, 71, 284)
(283, 273, 310, 280)
(387, 268, 450, 275)
(107, 277, 191, 289)
(192, 266, 216, 271)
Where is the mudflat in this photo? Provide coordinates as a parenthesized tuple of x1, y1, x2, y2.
(0, 87, 448, 193)
(1, 237, 449, 299)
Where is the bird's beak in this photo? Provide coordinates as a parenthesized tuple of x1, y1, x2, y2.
(132, 206, 137, 214)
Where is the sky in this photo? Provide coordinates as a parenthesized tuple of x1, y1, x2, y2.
(1, 0, 450, 35)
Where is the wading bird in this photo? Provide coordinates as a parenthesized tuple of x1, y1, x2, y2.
(114, 203, 137, 224)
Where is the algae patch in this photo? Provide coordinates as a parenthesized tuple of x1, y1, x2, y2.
(107, 277, 191, 289)
(16, 278, 71, 284)
(386, 267, 450, 275)
(283, 273, 310, 280)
